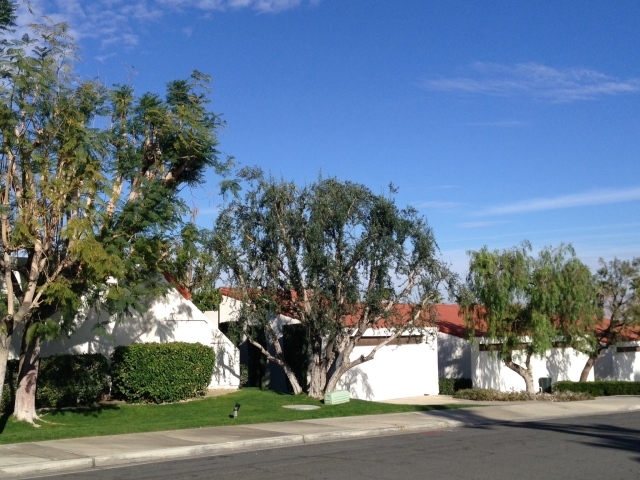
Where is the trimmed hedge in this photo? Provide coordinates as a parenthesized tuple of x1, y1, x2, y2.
(553, 381, 640, 396)
(1, 354, 109, 412)
(439, 377, 472, 395)
(37, 354, 110, 408)
(111, 342, 215, 403)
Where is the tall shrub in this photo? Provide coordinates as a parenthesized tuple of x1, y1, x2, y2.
(111, 342, 215, 403)
(1, 354, 109, 412)
(36, 354, 110, 409)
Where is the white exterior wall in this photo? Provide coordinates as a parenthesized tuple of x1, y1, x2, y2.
(612, 342, 640, 381)
(209, 327, 241, 389)
(336, 328, 439, 401)
(472, 346, 594, 392)
(594, 347, 615, 380)
(219, 295, 441, 399)
(218, 295, 244, 324)
(437, 332, 471, 379)
(11, 288, 240, 389)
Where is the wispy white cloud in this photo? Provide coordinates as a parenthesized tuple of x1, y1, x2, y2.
(457, 221, 504, 228)
(414, 201, 461, 209)
(95, 52, 117, 63)
(423, 62, 640, 102)
(17, 0, 317, 48)
(155, 0, 311, 13)
(478, 186, 640, 216)
(439, 222, 640, 246)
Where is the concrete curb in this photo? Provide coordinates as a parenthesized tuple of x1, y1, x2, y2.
(0, 459, 94, 477)
(93, 434, 305, 468)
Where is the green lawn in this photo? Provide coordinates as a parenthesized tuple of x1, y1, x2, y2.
(0, 388, 472, 445)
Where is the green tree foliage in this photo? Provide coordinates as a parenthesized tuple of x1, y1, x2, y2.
(164, 220, 222, 312)
(214, 173, 455, 398)
(579, 257, 640, 381)
(460, 243, 599, 393)
(0, 12, 231, 423)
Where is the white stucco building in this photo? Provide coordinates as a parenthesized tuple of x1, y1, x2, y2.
(436, 305, 472, 379)
(471, 344, 594, 391)
(10, 283, 241, 390)
(335, 328, 439, 401)
(218, 291, 440, 401)
(434, 305, 611, 392)
(593, 341, 640, 382)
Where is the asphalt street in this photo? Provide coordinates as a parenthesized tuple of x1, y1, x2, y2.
(34, 412, 640, 480)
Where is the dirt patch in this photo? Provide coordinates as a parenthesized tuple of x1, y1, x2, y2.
(205, 389, 239, 398)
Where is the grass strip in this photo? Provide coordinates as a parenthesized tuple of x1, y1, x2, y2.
(0, 388, 473, 445)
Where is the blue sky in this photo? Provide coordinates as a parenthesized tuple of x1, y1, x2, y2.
(17, 0, 640, 276)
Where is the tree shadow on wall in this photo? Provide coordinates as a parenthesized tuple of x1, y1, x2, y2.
(546, 348, 571, 382)
(339, 368, 374, 401)
(614, 350, 639, 381)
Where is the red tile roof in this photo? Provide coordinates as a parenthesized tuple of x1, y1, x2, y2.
(219, 288, 640, 342)
(595, 318, 640, 342)
(163, 272, 191, 300)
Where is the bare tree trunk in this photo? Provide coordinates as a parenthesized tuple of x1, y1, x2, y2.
(307, 351, 327, 400)
(503, 355, 536, 394)
(324, 367, 343, 395)
(13, 333, 42, 425)
(245, 335, 303, 395)
(324, 330, 404, 396)
(522, 368, 535, 394)
(281, 363, 303, 395)
(580, 354, 599, 382)
(0, 332, 9, 409)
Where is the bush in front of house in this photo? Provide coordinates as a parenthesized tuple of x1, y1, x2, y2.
(453, 388, 592, 402)
(438, 377, 472, 395)
(553, 381, 640, 396)
(111, 342, 215, 403)
(36, 353, 110, 408)
(1, 354, 109, 412)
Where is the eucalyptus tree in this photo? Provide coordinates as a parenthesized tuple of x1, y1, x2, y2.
(0, 14, 231, 423)
(164, 220, 222, 312)
(578, 257, 640, 381)
(214, 174, 455, 398)
(460, 243, 598, 393)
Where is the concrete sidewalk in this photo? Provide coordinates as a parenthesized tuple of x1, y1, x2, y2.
(1, 396, 639, 479)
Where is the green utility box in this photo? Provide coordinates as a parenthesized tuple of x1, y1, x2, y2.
(538, 377, 553, 393)
(324, 390, 350, 405)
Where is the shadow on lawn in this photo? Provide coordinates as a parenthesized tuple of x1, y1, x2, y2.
(44, 404, 121, 419)
(0, 404, 122, 434)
